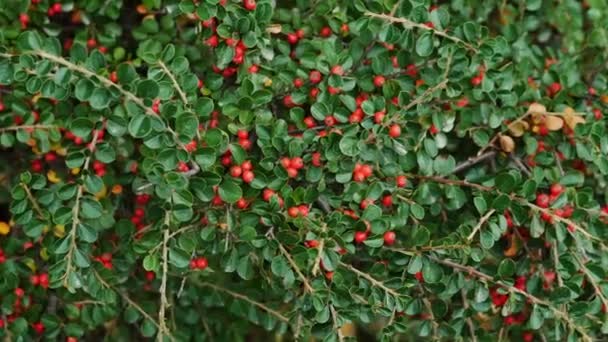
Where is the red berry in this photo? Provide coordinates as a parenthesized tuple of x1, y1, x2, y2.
(331, 65, 344, 76)
(353, 171, 365, 182)
(230, 165, 242, 177)
(14, 288, 24, 297)
(373, 75, 386, 87)
(471, 75, 482, 86)
(320, 26, 332, 37)
(293, 78, 303, 88)
(374, 111, 385, 124)
(324, 116, 337, 126)
(536, 193, 550, 208)
(550, 183, 563, 196)
(298, 205, 309, 216)
(383, 231, 396, 246)
(396, 175, 407, 187)
(306, 240, 319, 248)
(354, 231, 367, 244)
(195, 257, 208, 270)
(288, 207, 300, 218)
(262, 189, 275, 202)
(382, 195, 393, 208)
(415, 271, 424, 283)
(522, 332, 534, 342)
(247, 65, 259, 73)
(286, 33, 299, 44)
(291, 157, 304, 170)
(241, 160, 253, 171)
(309, 70, 322, 84)
(388, 124, 401, 138)
(242, 170, 254, 183)
(311, 152, 322, 167)
(361, 164, 373, 177)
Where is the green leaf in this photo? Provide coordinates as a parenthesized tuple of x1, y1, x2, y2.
(218, 180, 242, 204)
(416, 32, 434, 57)
(137, 79, 160, 99)
(80, 198, 103, 219)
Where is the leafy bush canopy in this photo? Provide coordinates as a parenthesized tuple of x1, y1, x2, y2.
(0, 0, 608, 341)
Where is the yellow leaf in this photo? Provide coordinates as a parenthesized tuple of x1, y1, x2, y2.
(499, 135, 515, 153)
(544, 115, 564, 131)
(508, 121, 529, 137)
(563, 107, 585, 129)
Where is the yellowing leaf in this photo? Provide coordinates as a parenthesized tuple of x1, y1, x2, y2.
(499, 135, 515, 153)
(563, 107, 585, 129)
(508, 121, 529, 137)
(544, 115, 564, 131)
(528, 102, 546, 115)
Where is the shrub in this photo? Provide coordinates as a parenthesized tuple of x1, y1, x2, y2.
(0, 0, 607, 341)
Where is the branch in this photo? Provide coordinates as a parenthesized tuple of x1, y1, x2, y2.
(192, 281, 290, 323)
(573, 254, 608, 310)
(0, 125, 57, 133)
(467, 209, 496, 242)
(157, 228, 170, 341)
(276, 240, 314, 293)
(339, 262, 401, 297)
(158, 61, 188, 105)
(311, 224, 327, 277)
(453, 151, 497, 174)
(330, 305, 345, 342)
(428, 256, 593, 342)
(365, 12, 479, 52)
(21, 183, 45, 219)
(461, 290, 478, 342)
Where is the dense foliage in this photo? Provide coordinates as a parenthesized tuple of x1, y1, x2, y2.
(1, 0, 608, 341)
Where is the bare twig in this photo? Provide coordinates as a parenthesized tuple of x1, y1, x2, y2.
(157, 227, 171, 341)
(573, 254, 608, 310)
(461, 290, 477, 342)
(21, 183, 45, 219)
(193, 281, 290, 323)
(276, 240, 314, 293)
(311, 223, 327, 277)
(0, 125, 57, 133)
(158, 60, 188, 105)
(339, 262, 401, 297)
(330, 305, 345, 342)
(365, 12, 479, 52)
(467, 209, 496, 242)
(453, 151, 497, 174)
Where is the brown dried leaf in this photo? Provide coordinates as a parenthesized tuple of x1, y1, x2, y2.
(544, 115, 564, 131)
(563, 107, 586, 129)
(266, 24, 282, 34)
(528, 102, 547, 115)
(503, 234, 519, 257)
(508, 121, 529, 137)
(499, 135, 515, 153)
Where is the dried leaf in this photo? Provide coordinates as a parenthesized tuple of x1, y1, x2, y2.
(503, 234, 519, 257)
(499, 135, 515, 153)
(266, 24, 282, 34)
(544, 115, 564, 131)
(563, 107, 585, 129)
(528, 102, 546, 115)
(508, 121, 529, 137)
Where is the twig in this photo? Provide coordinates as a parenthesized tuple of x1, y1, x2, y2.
(384, 79, 449, 127)
(428, 256, 593, 342)
(509, 154, 532, 177)
(339, 262, 401, 297)
(0, 125, 57, 133)
(21, 183, 45, 218)
(453, 151, 497, 173)
(461, 290, 477, 342)
(421, 296, 439, 340)
(573, 254, 608, 310)
(365, 12, 479, 52)
(311, 223, 327, 277)
(157, 228, 170, 341)
(193, 281, 290, 323)
(467, 209, 496, 242)
(276, 240, 314, 293)
(158, 60, 188, 105)
(330, 305, 345, 342)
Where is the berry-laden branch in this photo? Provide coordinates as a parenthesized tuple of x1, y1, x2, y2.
(364, 12, 479, 53)
(428, 256, 593, 342)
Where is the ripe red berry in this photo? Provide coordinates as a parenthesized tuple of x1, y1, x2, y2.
(550, 183, 563, 196)
(14, 288, 24, 297)
(286, 33, 299, 44)
(382, 195, 393, 208)
(331, 65, 344, 76)
(383, 231, 396, 246)
(243, 0, 256, 10)
(522, 332, 534, 342)
(195, 257, 208, 270)
(354, 231, 367, 244)
(241, 160, 252, 171)
(242, 170, 255, 183)
(320, 26, 332, 37)
(293, 78, 303, 88)
(471, 75, 482, 86)
(311, 152, 322, 167)
(388, 124, 401, 138)
(230, 166, 242, 178)
(536, 193, 550, 208)
(373, 75, 385, 87)
(291, 157, 304, 170)
(288, 206, 300, 218)
(306, 240, 319, 248)
(396, 175, 407, 187)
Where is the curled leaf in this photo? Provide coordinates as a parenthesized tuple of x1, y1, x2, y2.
(528, 102, 546, 115)
(499, 135, 515, 153)
(563, 107, 585, 129)
(508, 120, 529, 137)
(544, 115, 564, 131)
(503, 234, 519, 257)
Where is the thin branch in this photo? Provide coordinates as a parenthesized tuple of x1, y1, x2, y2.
(365, 12, 479, 52)
(573, 254, 608, 310)
(461, 290, 478, 342)
(339, 262, 401, 297)
(453, 151, 497, 174)
(330, 305, 345, 342)
(509, 153, 532, 177)
(157, 227, 170, 341)
(428, 256, 593, 342)
(311, 223, 327, 277)
(467, 209, 496, 242)
(0, 125, 57, 133)
(21, 183, 45, 219)
(158, 61, 188, 105)
(192, 281, 290, 323)
(276, 240, 314, 293)
(421, 296, 439, 340)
